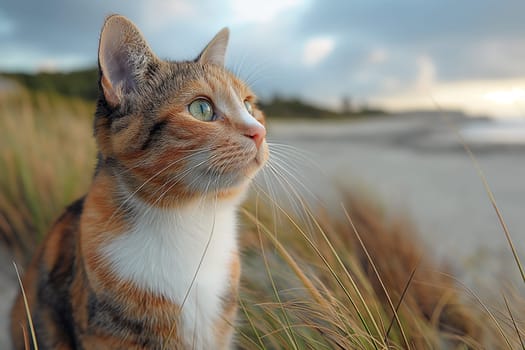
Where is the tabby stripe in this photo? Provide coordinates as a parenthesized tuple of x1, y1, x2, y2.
(87, 293, 148, 338)
(141, 120, 167, 150)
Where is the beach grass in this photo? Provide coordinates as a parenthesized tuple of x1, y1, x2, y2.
(1, 86, 523, 349)
(0, 88, 95, 263)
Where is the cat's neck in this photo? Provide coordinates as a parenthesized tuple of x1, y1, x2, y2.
(100, 194, 238, 299)
(76, 170, 240, 349)
(80, 170, 240, 348)
(81, 170, 240, 295)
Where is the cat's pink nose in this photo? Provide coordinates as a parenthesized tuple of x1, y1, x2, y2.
(244, 123, 266, 149)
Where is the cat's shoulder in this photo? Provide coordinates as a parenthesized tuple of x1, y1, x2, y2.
(38, 196, 85, 267)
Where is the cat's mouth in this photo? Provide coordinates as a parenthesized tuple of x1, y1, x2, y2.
(217, 146, 268, 189)
(231, 147, 267, 182)
(252, 141, 269, 168)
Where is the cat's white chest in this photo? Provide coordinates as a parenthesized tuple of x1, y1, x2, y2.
(101, 199, 238, 349)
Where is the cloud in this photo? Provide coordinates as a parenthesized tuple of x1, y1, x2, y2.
(300, 0, 525, 82)
(301, 0, 525, 43)
(229, 0, 305, 24)
(139, 0, 196, 30)
(367, 48, 388, 64)
(415, 55, 436, 92)
(302, 37, 335, 66)
(0, 0, 230, 71)
(0, 0, 134, 70)
(1, 0, 525, 116)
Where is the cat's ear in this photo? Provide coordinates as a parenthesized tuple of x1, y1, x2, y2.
(98, 15, 158, 106)
(197, 28, 229, 66)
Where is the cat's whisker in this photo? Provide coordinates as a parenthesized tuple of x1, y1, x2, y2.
(264, 161, 318, 235)
(267, 146, 326, 206)
(259, 164, 281, 234)
(268, 156, 320, 203)
(111, 161, 146, 177)
(239, 61, 272, 88)
(231, 53, 261, 87)
(263, 163, 306, 225)
(267, 142, 314, 158)
(250, 179, 282, 216)
(271, 157, 317, 203)
(252, 173, 314, 238)
(103, 148, 213, 230)
(131, 165, 209, 220)
(113, 149, 212, 203)
(184, 155, 222, 194)
(267, 142, 324, 173)
(112, 148, 211, 177)
(229, 52, 248, 80)
(255, 142, 326, 237)
(142, 156, 216, 216)
(198, 174, 217, 207)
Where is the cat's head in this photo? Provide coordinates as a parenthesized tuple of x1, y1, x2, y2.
(94, 15, 268, 206)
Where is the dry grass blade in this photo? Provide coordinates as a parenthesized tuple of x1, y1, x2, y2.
(21, 324, 29, 350)
(385, 258, 419, 343)
(459, 138, 525, 283)
(502, 293, 524, 349)
(13, 262, 38, 350)
(255, 198, 300, 350)
(238, 297, 266, 350)
(342, 204, 411, 350)
(240, 207, 326, 308)
(245, 189, 383, 349)
(295, 199, 385, 340)
(441, 271, 513, 349)
(432, 98, 525, 283)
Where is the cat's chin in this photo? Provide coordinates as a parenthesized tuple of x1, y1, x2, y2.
(206, 159, 266, 202)
(214, 142, 268, 189)
(254, 141, 269, 166)
(215, 182, 250, 202)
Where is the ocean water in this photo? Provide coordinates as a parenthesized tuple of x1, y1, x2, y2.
(461, 118, 525, 144)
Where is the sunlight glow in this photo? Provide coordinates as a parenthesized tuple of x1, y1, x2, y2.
(373, 79, 525, 118)
(484, 88, 525, 105)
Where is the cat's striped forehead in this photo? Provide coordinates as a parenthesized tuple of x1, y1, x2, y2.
(163, 62, 253, 104)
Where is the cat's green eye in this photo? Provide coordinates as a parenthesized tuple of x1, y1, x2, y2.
(189, 99, 215, 121)
(244, 100, 253, 115)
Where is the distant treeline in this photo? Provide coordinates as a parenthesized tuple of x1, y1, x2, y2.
(2, 68, 99, 100)
(258, 96, 384, 119)
(1, 68, 384, 119)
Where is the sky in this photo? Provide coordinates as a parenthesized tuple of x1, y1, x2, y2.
(1, 0, 525, 118)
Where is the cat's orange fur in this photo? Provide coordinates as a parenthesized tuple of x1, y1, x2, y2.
(11, 15, 268, 350)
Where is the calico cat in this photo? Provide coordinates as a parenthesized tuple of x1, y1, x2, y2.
(10, 15, 268, 350)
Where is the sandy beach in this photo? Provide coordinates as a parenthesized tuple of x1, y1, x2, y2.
(266, 113, 525, 289)
(1, 112, 523, 348)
